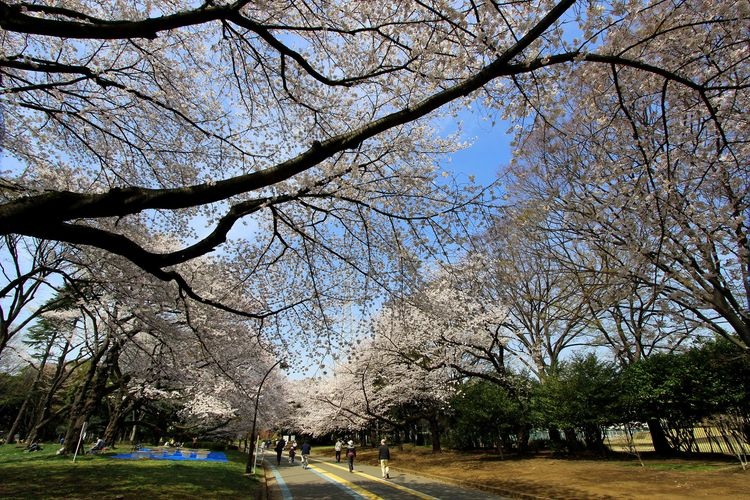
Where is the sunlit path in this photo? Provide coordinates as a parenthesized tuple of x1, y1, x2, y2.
(264, 455, 509, 500)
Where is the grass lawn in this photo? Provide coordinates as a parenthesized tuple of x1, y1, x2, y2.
(0, 443, 260, 499)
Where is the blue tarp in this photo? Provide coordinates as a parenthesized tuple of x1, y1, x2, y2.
(111, 448, 228, 462)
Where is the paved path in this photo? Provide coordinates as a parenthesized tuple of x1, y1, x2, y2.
(263, 454, 508, 500)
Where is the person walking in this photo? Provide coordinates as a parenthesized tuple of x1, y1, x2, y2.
(334, 439, 343, 463)
(288, 441, 297, 464)
(274, 439, 285, 466)
(346, 440, 356, 472)
(300, 440, 312, 469)
(378, 439, 391, 479)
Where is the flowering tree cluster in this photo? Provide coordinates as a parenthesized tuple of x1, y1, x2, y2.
(295, 328, 457, 451)
(1, 0, 747, 449)
(468, 208, 711, 369)
(3, 0, 744, 336)
(505, 1, 749, 350)
(1, 245, 291, 450)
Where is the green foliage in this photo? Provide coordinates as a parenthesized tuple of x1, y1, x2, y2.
(0, 371, 34, 432)
(22, 287, 81, 358)
(619, 338, 750, 426)
(424, 342, 747, 454)
(447, 380, 525, 450)
(688, 339, 750, 414)
(533, 354, 621, 431)
(0, 372, 27, 408)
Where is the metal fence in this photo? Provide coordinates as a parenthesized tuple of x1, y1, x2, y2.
(604, 424, 750, 457)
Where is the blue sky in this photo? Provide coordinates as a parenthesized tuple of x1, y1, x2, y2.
(436, 107, 513, 186)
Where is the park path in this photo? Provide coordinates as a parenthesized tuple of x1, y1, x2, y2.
(262, 453, 509, 500)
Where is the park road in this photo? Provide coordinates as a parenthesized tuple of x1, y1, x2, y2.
(262, 454, 510, 500)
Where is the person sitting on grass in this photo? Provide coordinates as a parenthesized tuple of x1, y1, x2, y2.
(25, 441, 42, 452)
(89, 437, 106, 454)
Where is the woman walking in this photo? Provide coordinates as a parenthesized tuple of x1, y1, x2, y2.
(334, 439, 343, 463)
(346, 440, 356, 472)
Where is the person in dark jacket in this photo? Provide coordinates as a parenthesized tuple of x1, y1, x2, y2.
(378, 439, 391, 479)
(346, 440, 356, 472)
(300, 440, 312, 469)
(274, 439, 285, 465)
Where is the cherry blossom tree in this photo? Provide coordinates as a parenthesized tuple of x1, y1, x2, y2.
(482, 207, 707, 367)
(3, 0, 740, 327)
(506, 1, 749, 350)
(292, 373, 369, 438)
(1, 234, 294, 447)
(0, 1, 745, 419)
(468, 217, 599, 380)
(560, 233, 709, 364)
(363, 236, 592, 386)
(0, 0, 495, 321)
(298, 330, 457, 451)
(97, 258, 292, 443)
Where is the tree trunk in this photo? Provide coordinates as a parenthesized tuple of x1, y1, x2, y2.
(516, 424, 530, 454)
(647, 419, 673, 456)
(563, 427, 581, 453)
(5, 396, 32, 445)
(102, 394, 135, 448)
(25, 337, 76, 444)
(61, 378, 96, 454)
(583, 424, 606, 454)
(548, 425, 564, 450)
(429, 417, 441, 453)
(5, 335, 57, 444)
(61, 337, 118, 454)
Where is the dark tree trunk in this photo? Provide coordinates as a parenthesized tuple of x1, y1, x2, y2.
(61, 337, 120, 454)
(25, 337, 76, 444)
(103, 393, 134, 448)
(61, 368, 98, 454)
(516, 424, 531, 454)
(583, 424, 607, 454)
(563, 427, 581, 453)
(6, 335, 57, 444)
(5, 396, 32, 445)
(547, 425, 562, 445)
(647, 419, 674, 456)
(429, 417, 441, 453)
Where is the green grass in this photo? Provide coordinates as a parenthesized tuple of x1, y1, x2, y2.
(0, 443, 260, 499)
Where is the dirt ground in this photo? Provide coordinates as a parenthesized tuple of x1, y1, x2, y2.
(356, 446, 748, 499)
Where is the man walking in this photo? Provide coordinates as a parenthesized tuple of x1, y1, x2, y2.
(334, 439, 342, 463)
(301, 440, 312, 469)
(274, 439, 285, 466)
(378, 439, 391, 479)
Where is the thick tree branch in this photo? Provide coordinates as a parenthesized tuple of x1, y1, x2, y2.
(1, 0, 576, 237)
(0, 1, 232, 39)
